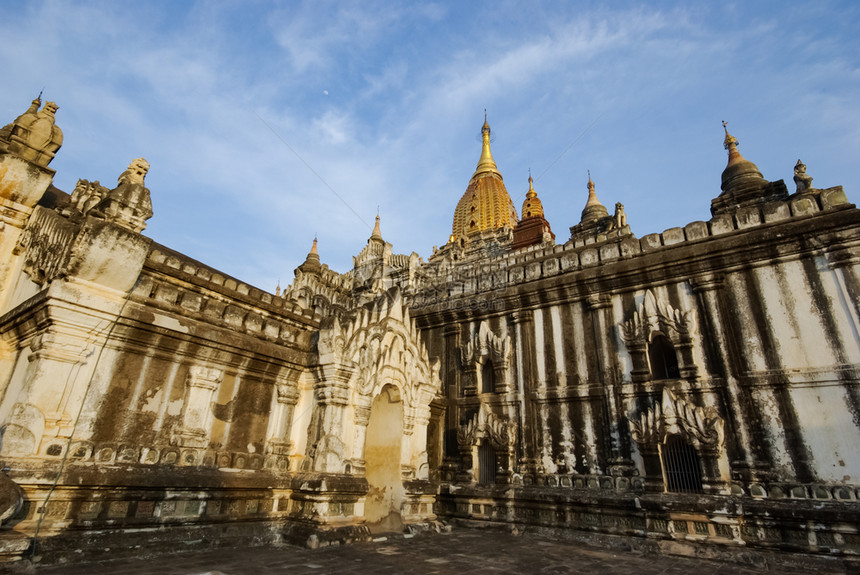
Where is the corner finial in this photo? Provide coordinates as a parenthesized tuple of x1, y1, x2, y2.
(371, 212, 382, 239)
(298, 235, 322, 274)
(585, 171, 600, 205)
(722, 120, 738, 151)
(473, 112, 499, 178)
(581, 170, 608, 223)
(526, 172, 537, 198)
(721, 120, 749, 169)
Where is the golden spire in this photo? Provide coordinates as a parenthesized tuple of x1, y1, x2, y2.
(521, 173, 545, 219)
(722, 120, 746, 168)
(472, 110, 502, 180)
(371, 213, 382, 240)
(310, 235, 319, 255)
(450, 114, 518, 240)
(526, 173, 537, 199)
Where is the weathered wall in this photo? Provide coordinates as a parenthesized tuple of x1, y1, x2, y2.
(413, 188, 860, 558)
(1, 98, 859, 566)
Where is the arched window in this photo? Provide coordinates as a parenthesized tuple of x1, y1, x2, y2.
(662, 434, 703, 493)
(648, 334, 680, 379)
(482, 359, 495, 394)
(478, 442, 496, 484)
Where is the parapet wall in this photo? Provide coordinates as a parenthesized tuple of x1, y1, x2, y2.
(411, 186, 854, 308)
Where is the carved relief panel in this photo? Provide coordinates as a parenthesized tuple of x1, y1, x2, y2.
(618, 289, 698, 383)
(458, 321, 512, 395)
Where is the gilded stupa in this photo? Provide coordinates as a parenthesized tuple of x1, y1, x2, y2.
(450, 114, 518, 241)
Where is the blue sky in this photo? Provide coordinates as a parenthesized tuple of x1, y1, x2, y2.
(1, 1, 858, 292)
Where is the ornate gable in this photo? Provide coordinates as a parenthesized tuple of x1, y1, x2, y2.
(458, 403, 517, 451)
(619, 289, 694, 345)
(628, 388, 725, 453)
(459, 320, 511, 367)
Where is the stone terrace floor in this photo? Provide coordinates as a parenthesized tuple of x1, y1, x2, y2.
(7, 528, 857, 575)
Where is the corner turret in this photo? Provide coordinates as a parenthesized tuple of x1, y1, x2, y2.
(711, 122, 787, 215)
(568, 173, 632, 244)
(580, 171, 609, 224)
(298, 237, 322, 275)
(0, 96, 63, 169)
(512, 175, 555, 250)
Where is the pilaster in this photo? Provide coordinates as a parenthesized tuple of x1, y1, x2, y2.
(266, 374, 300, 456)
(510, 310, 538, 473)
(172, 366, 224, 448)
(586, 293, 631, 473)
(691, 274, 760, 480)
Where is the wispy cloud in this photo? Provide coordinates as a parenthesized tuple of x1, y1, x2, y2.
(0, 1, 858, 292)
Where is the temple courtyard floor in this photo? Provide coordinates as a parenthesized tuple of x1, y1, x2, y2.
(4, 526, 858, 574)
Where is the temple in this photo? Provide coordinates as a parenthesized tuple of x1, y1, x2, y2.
(0, 101, 859, 567)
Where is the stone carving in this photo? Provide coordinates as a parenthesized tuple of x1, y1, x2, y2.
(118, 158, 150, 185)
(320, 288, 441, 403)
(90, 158, 153, 233)
(628, 388, 725, 451)
(614, 202, 627, 228)
(313, 287, 441, 475)
(794, 159, 813, 193)
(619, 289, 693, 345)
(459, 321, 511, 367)
(71, 179, 110, 215)
(459, 321, 512, 394)
(14, 206, 77, 286)
(1, 96, 63, 167)
(457, 403, 516, 451)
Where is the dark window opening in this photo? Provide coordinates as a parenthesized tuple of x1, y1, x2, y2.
(482, 360, 495, 394)
(478, 443, 496, 484)
(662, 434, 703, 493)
(648, 334, 680, 379)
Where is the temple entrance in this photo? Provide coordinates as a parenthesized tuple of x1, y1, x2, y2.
(364, 385, 404, 533)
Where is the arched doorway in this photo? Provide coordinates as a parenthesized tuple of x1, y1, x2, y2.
(364, 385, 404, 533)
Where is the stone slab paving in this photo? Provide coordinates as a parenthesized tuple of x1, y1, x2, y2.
(5, 529, 855, 575)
